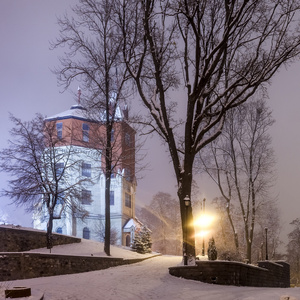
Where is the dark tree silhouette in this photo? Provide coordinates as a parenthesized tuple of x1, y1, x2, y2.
(0, 114, 90, 249)
(118, 0, 300, 263)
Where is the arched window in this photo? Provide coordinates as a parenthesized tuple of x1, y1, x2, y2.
(56, 227, 62, 234)
(83, 227, 90, 239)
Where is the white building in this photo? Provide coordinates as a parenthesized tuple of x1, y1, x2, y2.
(33, 97, 138, 247)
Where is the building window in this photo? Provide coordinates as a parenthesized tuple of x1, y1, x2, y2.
(110, 190, 114, 206)
(82, 163, 91, 177)
(125, 182, 130, 193)
(55, 162, 64, 179)
(57, 192, 64, 205)
(125, 193, 131, 208)
(83, 227, 90, 239)
(125, 132, 131, 146)
(56, 122, 63, 140)
(81, 189, 91, 205)
(125, 168, 131, 181)
(111, 129, 114, 142)
(82, 123, 89, 142)
(56, 227, 63, 234)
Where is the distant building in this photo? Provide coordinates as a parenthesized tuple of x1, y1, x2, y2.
(33, 90, 138, 246)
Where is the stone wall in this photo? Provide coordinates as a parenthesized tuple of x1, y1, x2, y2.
(169, 260, 290, 287)
(0, 226, 81, 252)
(0, 252, 145, 281)
(0, 226, 159, 281)
(258, 261, 290, 288)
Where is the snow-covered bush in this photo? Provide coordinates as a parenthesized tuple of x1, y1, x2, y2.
(132, 226, 152, 254)
(207, 237, 217, 261)
(218, 250, 243, 262)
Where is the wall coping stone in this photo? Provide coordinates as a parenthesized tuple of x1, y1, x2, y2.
(196, 260, 267, 271)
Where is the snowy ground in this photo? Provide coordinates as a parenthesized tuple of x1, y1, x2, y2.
(1, 240, 299, 300)
(25, 238, 156, 259)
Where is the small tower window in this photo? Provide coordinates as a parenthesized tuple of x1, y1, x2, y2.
(82, 123, 89, 142)
(111, 129, 114, 142)
(125, 168, 131, 181)
(56, 123, 63, 140)
(125, 193, 131, 208)
(125, 132, 131, 146)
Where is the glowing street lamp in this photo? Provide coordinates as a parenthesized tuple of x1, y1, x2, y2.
(194, 198, 217, 256)
(195, 215, 215, 228)
(202, 198, 206, 256)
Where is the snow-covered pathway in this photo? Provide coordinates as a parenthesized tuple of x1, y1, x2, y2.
(2, 256, 299, 300)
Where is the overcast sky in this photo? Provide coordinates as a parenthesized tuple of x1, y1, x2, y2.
(1, 1, 300, 248)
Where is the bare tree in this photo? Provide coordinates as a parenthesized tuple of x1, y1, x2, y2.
(199, 99, 277, 263)
(287, 218, 300, 286)
(118, 0, 300, 263)
(255, 201, 282, 262)
(210, 197, 242, 260)
(0, 114, 90, 249)
(138, 192, 182, 255)
(94, 220, 119, 245)
(212, 195, 281, 263)
(52, 0, 131, 256)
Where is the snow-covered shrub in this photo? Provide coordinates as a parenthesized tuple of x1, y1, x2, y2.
(207, 237, 217, 261)
(218, 250, 243, 262)
(132, 226, 152, 254)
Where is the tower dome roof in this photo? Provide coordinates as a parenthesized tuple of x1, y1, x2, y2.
(45, 104, 91, 122)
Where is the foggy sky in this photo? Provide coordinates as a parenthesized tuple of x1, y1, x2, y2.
(0, 1, 299, 248)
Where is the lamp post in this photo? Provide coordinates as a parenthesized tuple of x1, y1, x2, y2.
(265, 227, 268, 260)
(184, 195, 191, 266)
(202, 198, 206, 256)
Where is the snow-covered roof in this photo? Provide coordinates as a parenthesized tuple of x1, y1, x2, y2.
(45, 104, 91, 122)
(99, 101, 128, 121)
(46, 102, 128, 123)
(123, 218, 144, 231)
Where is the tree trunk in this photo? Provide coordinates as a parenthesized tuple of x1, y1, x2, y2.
(226, 205, 239, 253)
(104, 173, 111, 256)
(104, 120, 112, 256)
(104, 47, 112, 256)
(246, 239, 252, 264)
(178, 171, 196, 264)
(244, 221, 252, 263)
(47, 212, 54, 251)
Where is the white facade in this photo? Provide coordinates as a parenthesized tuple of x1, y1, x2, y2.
(33, 103, 137, 246)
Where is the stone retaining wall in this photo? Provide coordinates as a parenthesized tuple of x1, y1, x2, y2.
(0, 226, 81, 252)
(258, 261, 290, 287)
(169, 260, 290, 287)
(0, 252, 149, 281)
